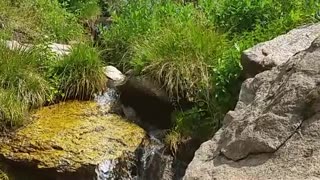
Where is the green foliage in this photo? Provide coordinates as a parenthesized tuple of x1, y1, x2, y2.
(132, 17, 227, 102)
(199, 0, 319, 35)
(0, 88, 27, 129)
(36, 0, 84, 42)
(0, 0, 108, 130)
(59, 0, 102, 20)
(102, 0, 320, 142)
(50, 43, 107, 100)
(0, 45, 50, 108)
(0, 0, 83, 43)
(0, 171, 9, 180)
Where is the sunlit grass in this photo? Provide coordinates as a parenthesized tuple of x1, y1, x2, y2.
(52, 43, 107, 100)
(0, 45, 50, 108)
(0, 88, 27, 129)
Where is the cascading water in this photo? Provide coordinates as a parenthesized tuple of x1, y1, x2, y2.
(94, 87, 120, 115)
(93, 87, 177, 180)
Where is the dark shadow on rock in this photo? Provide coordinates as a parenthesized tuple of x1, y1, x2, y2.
(213, 152, 273, 168)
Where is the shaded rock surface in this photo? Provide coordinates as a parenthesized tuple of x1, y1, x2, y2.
(242, 23, 320, 78)
(0, 101, 145, 179)
(104, 66, 174, 130)
(184, 36, 320, 179)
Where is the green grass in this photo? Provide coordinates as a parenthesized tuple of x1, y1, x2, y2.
(0, 0, 84, 43)
(132, 17, 227, 102)
(0, 0, 108, 130)
(50, 43, 107, 100)
(0, 45, 50, 108)
(59, 0, 102, 19)
(101, 0, 320, 142)
(0, 88, 27, 129)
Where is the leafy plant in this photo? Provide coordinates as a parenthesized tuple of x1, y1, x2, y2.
(0, 88, 27, 129)
(51, 43, 107, 100)
(102, 0, 320, 143)
(0, 45, 50, 108)
(0, 0, 83, 43)
(132, 17, 227, 102)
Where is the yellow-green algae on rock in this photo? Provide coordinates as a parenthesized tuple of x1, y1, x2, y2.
(0, 170, 9, 180)
(0, 101, 145, 173)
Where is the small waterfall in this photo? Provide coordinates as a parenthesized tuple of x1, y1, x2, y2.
(94, 88, 119, 107)
(96, 160, 118, 180)
(93, 87, 178, 180)
(135, 131, 175, 180)
(94, 87, 121, 115)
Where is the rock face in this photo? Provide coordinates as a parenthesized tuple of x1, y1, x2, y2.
(104, 66, 174, 130)
(0, 101, 145, 179)
(241, 23, 320, 78)
(184, 37, 320, 179)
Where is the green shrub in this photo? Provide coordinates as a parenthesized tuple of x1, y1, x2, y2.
(36, 0, 84, 42)
(132, 17, 227, 102)
(51, 43, 107, 100)
(59, 0, 102, 20)
(0, 88, 27, 129)
(0, 0, 83, 43)
(199, 0, 319, 35)
(0, 45, 50, 108)
(101, 0, 167, 68)
(102, 0, 320, 142)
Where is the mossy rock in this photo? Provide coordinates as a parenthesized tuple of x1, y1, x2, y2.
(0, 101, 145, 175)
(0, 170, 9, 180)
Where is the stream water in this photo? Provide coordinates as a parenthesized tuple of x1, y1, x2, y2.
(94, 88, 180, 180)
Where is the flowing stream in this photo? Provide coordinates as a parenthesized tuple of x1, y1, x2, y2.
(94, 87, 178, 180)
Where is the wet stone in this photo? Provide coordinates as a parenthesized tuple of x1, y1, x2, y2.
(0, 101, 146, 179)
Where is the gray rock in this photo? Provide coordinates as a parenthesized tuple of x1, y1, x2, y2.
(2, 40, 71, 56)
(48, 43, 71, 56)
(184, 37, 320, 180)
(241, 23, 320, 78)
(104, 65, 126, 87)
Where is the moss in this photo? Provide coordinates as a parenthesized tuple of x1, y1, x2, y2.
(0, 101, 145, 172)
(0, 170, 9, 180)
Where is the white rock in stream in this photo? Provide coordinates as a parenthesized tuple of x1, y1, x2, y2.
(104, 66, 126, 86)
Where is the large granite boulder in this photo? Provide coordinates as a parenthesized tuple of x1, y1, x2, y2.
(184, 36, 320, 179)
(0, 101, 145, 179)
(241, 23, 320, 78)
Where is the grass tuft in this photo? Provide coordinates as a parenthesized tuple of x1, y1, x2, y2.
(0, 88, 27, 129)
(0, 44, 50, 108)
(132, 17, 227, 102)
(165, 130, 182, 155)
(51, 43, 107, 100)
